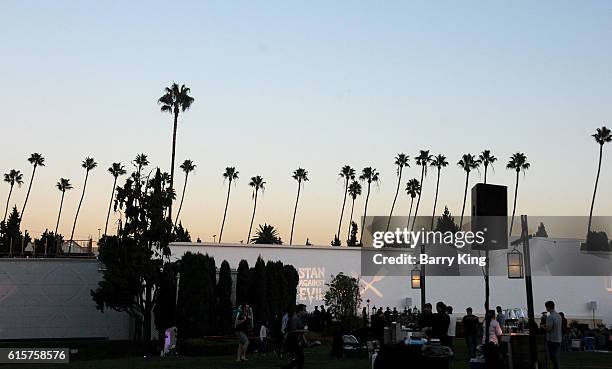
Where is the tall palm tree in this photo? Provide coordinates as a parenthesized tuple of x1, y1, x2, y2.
(411, 150, 432, 231)
(507, 153, 530, 235)
(457, 154, 481, 229)
(479, 150, 497, 184)
(158, 83, 195, 222)
(133, 153, 150, 178)
(405, 179, 421, 230)
(346, 181, 362, 242)
(430, 154, 448, 229)
(359, 167, 380, 245)
(588, 126, 611, 235)
(20, 153, 45, 223)
(3, 170, 23, 222)
(337, 165, 356, 243)
(218, 167, 239, 243)
(174, 159, 196, 226)
(290, 168, 309, 245)
(386, 154, 409, 232)
(247, 176, 266, 243)
(69, 157, 97, 252)
(104, 163, 126, 236)
(55, 178, 73, 235)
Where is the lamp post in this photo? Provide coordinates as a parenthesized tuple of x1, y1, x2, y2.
(507, 247, 524, 279)
(411, 267, 421, 289)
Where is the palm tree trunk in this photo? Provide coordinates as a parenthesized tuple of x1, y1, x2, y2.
(20, 164, 37, 223)
(460, 172, 469, 229)
(411, 166, 426, 231)
(484, 165, 488, 184)
(168, 111, 179, 223)
(509, 171, 520, 236)
(174, 173, 189, 226)
(219, 181, 232, 243)
(69, 170, 89, 253)
(3, 185, 14, 222)
(430, 168, 441, 230)
(359, 183, 371, 245)
(587, 145, 603, 235)
(337, 179, 349, 241)
(406, 197, 415, 230)
(290, 181, 302, 245)
(55, 191, 65, 235)
(347, 198, 356, 242)
(104, 177, 118, 237)
(386, 168, 403, 232)
(247, 189, 259, 243)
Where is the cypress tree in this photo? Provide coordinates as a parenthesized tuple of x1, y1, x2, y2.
(216, 260, 234, 334)
(235, 259, 250, 307)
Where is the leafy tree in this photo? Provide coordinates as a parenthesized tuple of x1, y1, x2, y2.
(535, 222, 548, 237)
(507, 153, 530, 235)
(347, 221, 359, 247)
(158, 83, 195, 222)
(331, 235, 341, 246)
(283, 264, 299, 309)
(588, 126, 611, 235)
(91, 168, 173, 343)
(252, 257, 269, 325)
(219, 167, 239, 243)
(430, 154, 448, 229)
(457, 153, 481, 229)
(174, 222, 191, 242)
(21, 153, 45, 224)
(216, 260, 234, 334)
(235, 259, 250, 307)
(0, 207, 30, 255)
(387, 154, 409, 232)
(324, 273, 361, 324)
(411, 150, 432, 231)
(359, 167, 380, 245)
(247, 176, 266, 243)
(154, 262, 178, 334)
(405, 179, 420, 230)
(105, 162, 126, 236)
(346, 181, 362, 243)
(434, 206, 460, 233)
(265, 261, 282, 319)
(290, 168, 309, 245)
(3, 169, 23, 222)
(175, 159, 196, 225)
(479, 150, 497, 184)
(175, 252, 214, 339)
(69, 157, 97, 252)
(337, 165, 356, 244)
(250, 224, 282, 244)
(33, 230, 62, 256)
(54, 178, 73, 235)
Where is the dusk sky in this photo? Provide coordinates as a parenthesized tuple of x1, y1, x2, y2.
(1, 1, 611, 244)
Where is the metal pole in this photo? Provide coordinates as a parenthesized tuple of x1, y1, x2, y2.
(521, 215, 537, 368)
(420, 243, 426, 312)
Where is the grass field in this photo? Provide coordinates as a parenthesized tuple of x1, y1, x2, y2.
(6, 339, 612, 369)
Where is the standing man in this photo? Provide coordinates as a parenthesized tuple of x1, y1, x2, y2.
(446, 305, 457, 352)
(495, 306, 506, 328)
(282, 304, 308, 369)
(545, 301, 562, 369)
(462, 307, 480, 359)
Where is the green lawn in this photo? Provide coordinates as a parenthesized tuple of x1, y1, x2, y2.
(7, 340, 612, 369)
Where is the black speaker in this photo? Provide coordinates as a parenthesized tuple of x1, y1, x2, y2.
(471, 183, 508, 250)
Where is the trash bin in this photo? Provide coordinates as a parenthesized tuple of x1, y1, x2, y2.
(421, 344, 452, 369)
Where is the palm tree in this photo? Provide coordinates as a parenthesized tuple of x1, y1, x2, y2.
(588, 126, 611, 235)
(457, 154, 481, 229)
(386, 154, 410, 232)
(359, 167, 380, 245)
(69, 157, 97, 252)
(218, 167, 239, 243)
(290, 168, 309, 245)
(133, 153, 150, 178)
(20, 153, 45, 223)
(55, 178, 73, 235)
(174, 159, 196, 225)
(346, 181, 362, 242)
(104, 163, 126, 236)
(479, 150, 497, 184)
(405, 179, 420, 230)
(250, 224, 282, 245)
(337, 165, 356, 244)
(247, 175, 266, 243)
(3, 170, 23, 222)
(411, 150, 432, 231)
(507, 153, 530, 235)
(430, 154, 448, 229)
(158, 83, 195, 222)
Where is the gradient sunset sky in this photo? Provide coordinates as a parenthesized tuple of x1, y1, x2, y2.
(1, 1, 611, 245)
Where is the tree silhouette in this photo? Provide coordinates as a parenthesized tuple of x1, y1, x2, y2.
(587, 126, 611, 235)
(347, 221, 359, 247)
(20, 153, 45, 224)
(411, 150, 432, 231)
(387, 154, 409, 232)
(3, 169, 23, 222)
(290, 168, 309, 245)
(405, 178, 421, 230)
(430, 154, 448, 229)
(337, 165, 356, 245)
(251, 223, 282, 245)
(69, 157, 97, 252)
(219, 167, 238, 243)
(479, 150, 497, 184)
(158, 83, 194, 223)
(457, 153, 481, 229)
(507, 153, 530, 235)
(247, 176, 266, 242)
(359, 167, 380, 245)
(55, 178, 73, 235)
(174, 159, 196, 226)
(104, 162, 126, 236)
(346, 181, 362, 243)
(434, 206, 460, 233)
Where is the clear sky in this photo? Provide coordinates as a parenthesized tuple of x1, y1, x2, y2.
(1, 1, 611, 244)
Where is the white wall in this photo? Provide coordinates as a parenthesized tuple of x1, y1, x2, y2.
(170, 242, 612, 325)
(0, 259, 130, 340)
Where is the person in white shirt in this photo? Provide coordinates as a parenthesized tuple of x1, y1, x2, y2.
(483, 310, 503, 369)
(259, 322, 269, 353)
(446, 305, 457, 352)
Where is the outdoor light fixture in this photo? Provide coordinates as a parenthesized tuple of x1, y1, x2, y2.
(507, 248, 524, 279)
(411, 268, 421, 289)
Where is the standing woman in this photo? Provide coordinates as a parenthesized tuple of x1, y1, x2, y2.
(235, 304, 252, 362)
